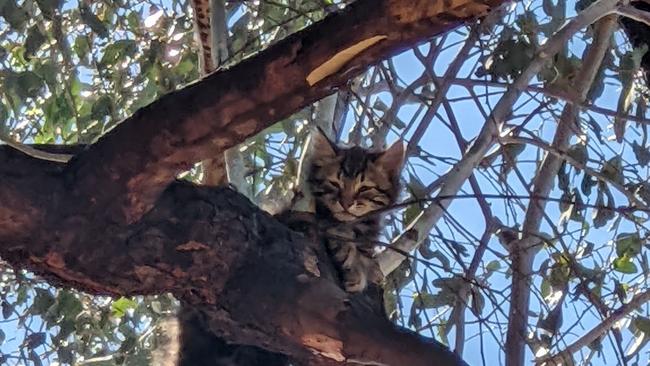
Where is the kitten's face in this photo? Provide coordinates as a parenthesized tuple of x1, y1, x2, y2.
(308, 130, 405, 222)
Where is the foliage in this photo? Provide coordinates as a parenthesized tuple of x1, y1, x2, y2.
(1, 0, 650, 365)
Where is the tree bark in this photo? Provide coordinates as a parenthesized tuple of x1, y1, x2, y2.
(63, 0, 502, 225)
(0, 152, 467, 365)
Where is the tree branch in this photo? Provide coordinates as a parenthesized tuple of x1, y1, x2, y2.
(540, 289, 650, 365)
(49, 0, 504, 225)
(505, 15, 618, 366)
(0, 150, 469, 365)
(376, 0, 621, 277)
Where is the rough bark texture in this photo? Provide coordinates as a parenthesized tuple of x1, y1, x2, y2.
(0, 155, 467, 365)
(0, 0, 508, 364)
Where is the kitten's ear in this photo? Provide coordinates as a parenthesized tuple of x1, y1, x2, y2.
(311, 127, 337, 157)
(376, 141, 405, 178)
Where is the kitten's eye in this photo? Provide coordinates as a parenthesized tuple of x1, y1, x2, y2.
(328, 180, 342, 190)
(358, 185, 375, 193)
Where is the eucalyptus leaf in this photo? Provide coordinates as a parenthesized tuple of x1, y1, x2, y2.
(601, 156, 623, 185)
(567, 143, 588, 167)
(613, 256, 638, 274)
(615, 232, 642, 258)
(112, 297, 138, 318)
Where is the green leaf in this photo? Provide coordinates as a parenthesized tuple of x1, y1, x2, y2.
(16, 285, 28, 305)
(470, 288, 485, 315)
(417, 238, 436, 259)
(35, 62, 58, 89)
(615, 232, 642, 258)
(100, 39, 137, 66)
(634, 316, 650, 335)
(593, 185, 615, 229)
(580, 173, 596, 196)
(403, 203, 422, 226)
(432, 277, 466, 292)
(111, 297, 138, 317)
(614, 45, 647, 142)
(56, 291, 83, 320)
(569, 189, 585, 222)
(383, 291, 397, 319)
(407, 173, 428, 200)
(541, 278, 551, 299)
(613, 280, 626, 304)
(73, 36, 91, 61)
(24, 25, 47, 61)
(502, 142, 525, 164)
(1, 301, 12, 319)
(174, 58, 195, 76)
(414, 292, 452, 309)
(613, 256, 638, 274)
(32, 288, 55, 316)
(126, 10, 140, 30)
(632, 141, 650, 166)
(430, 250, 451, 272)
(601, 156, 623, 185)
(486, 260, 501, 273)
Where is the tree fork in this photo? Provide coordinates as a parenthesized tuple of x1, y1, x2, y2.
(0, 158, 468, 365)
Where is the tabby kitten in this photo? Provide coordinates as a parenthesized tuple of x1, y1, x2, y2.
(308, 129, 405, 292)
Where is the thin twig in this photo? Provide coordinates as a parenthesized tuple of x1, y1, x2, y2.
(539, 289, 650, 365)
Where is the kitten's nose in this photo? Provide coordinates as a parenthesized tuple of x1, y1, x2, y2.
(341, 195, 354, 210)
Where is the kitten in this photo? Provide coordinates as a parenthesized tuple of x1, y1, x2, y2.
(307, 128, 405, 292)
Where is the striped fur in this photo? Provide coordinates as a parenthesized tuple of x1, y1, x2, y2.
(308, 129, 405, 292)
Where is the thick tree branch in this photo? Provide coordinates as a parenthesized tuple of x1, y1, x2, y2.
(53, 0, 504, 225)
(0, 150, 467, 365)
